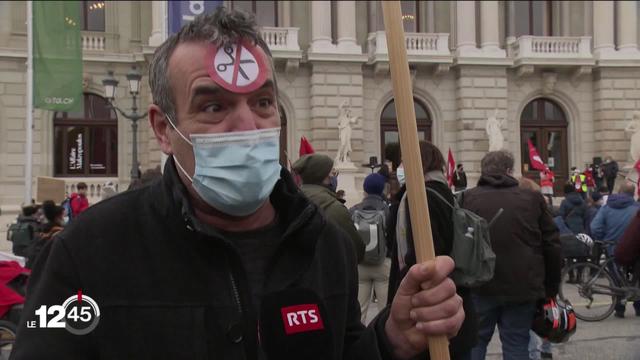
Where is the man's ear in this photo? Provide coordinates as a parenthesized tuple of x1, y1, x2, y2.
(148, 104, 173, 155)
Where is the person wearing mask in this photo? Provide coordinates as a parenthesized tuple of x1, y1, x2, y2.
(453, 164, 468, 192)
(388, 141, 478, 360)
(12, 9, 464, 359)
(558, 184, 588, 235)
(462, 151, 561, 360)
(590, 183, 640, 318)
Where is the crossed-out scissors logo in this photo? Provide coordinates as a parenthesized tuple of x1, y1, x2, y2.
(206, 39, 268, 94)
(27, 290, 100, 335)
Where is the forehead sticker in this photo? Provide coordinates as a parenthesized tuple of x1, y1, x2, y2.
(207, 40, 268, 93)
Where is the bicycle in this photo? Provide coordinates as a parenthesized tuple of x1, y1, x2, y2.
(559, 240, 640, 321)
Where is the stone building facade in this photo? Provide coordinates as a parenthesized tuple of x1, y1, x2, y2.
(1, 0, 640, 219)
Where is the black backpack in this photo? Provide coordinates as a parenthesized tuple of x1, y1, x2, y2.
(7, 220, 37, 257)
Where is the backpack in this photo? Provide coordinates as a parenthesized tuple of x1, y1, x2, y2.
(7, 221, 37, 257)
(61, 197, 73, 221)
(428, 189, 503, 288)
(352, 207, 387, 266)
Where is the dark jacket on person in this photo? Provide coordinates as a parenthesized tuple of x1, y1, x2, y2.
(349, 194, 390, 255)
(585, 204, 602, 237)
(558, 192, 588, 234)
(462, 174, 562, 302)
(12, 159, 402, 360)
(603, 161, 619, 179)
(387, 180, 478, 359)
(301, 184, 365, 262)
(615, 211, 640, 267)
(590, 193, 640, 245)
(453, 170, 467, 191)
(25, 222, 64, 269)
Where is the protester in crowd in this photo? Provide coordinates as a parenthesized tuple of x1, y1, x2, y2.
(593, 162, 604, 190)
(384, 142, 403, 203)
(7, 205, 40, 257)
(518, 177, 558, 359)
(294, 154, 365, 262)
(558, 183, 588, 235)
(598, 185, 610, 204)
(462, 150, 562, 360)
(539, 167, 555, 207)
(25, 200, 65, 269)
(101, 181, 118, 201)
(70, 182, 90, 217)
(585, 192, 604, 237)
(570, 168, 587, 198)
(453, 163, 468, 192)
(388, 141, 478, 360)
(590, 182, 640, 317)
(12, 9, 464, 359)
(602, 156, 619, 194)
(584, 165, 596, 195)
(349, 173, 390, 322)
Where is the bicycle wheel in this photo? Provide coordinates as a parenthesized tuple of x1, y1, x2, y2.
(559, 262, 617, 321)
(0, 320, 16, 359)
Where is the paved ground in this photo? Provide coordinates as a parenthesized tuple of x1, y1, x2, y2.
(366, 302, 640, 360)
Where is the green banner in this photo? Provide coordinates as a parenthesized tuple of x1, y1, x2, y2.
(33, 1, 83, 112)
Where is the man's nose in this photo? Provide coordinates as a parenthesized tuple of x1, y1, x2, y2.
(228, 101, 258, 132)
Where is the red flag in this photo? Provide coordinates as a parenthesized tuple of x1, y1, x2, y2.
(527, 139, 546, 171)
(447, 148, 456, 188)
(298, 136, 315, 157)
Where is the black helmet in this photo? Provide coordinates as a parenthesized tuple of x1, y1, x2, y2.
(531, 297, 577, 343)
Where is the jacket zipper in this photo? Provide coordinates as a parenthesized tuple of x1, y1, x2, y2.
(229, 271, 243, 315)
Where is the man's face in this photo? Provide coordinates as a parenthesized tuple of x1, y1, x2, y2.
(78, 188, 87, 196)
(157, 41, 279, 179)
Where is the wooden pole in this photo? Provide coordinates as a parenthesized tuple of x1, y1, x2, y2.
(381, 2, 450, 360)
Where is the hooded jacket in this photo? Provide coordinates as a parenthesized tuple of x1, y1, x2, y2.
(12, 159, 400, 360)
(590, 193, 640, 244)
(462, 174, 562, 302)
(558, 192, 587, 234)
(300, 184, 365, 262)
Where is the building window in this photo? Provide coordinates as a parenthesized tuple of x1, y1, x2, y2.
(380, 98, 431, 157)
(81, 1, 106, 32)
(515, 0, 553, 36)
(520, 98, 568, 194)
(54, 94, 118, 177)
(231, 1, 278, 27)
(401, 1, 419, 32)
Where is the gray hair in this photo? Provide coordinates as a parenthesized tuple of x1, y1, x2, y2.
(149, 7, 275, 122)
(481, 150, 515, 176)
(619, 182, 636, 196)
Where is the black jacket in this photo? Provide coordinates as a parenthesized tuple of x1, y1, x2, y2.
(387, 181, 478, 359)
(12, 159, 400, 360)
(462, 175, 562, 302)
(558, 192, 587, 234)
(452, 171, 467, 190)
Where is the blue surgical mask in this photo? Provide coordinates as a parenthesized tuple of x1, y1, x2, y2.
(396, 165, 406, 186)
(167, 116, 281, 217)
(328, 175, 338, 193)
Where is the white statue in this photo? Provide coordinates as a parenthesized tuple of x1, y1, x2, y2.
(486, 109, 505, 151)
(625, 111, 640, 162)
(336, 100, 359, 165)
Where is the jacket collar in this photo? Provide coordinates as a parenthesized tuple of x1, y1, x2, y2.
(155, 157, 322, 254)
(477, 174, 519, 188)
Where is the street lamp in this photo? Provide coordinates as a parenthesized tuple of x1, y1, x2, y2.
(102, 66, 148, 181)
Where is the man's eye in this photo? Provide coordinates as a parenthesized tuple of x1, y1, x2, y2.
(257, 98, 273, 108)
(203, 103, 222, 112)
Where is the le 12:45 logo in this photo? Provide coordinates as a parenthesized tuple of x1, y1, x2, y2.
(27, 291, 100, 335)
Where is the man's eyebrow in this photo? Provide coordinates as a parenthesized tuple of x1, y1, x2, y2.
(190, 84, 222, 101)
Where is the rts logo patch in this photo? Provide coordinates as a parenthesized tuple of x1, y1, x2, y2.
(280, 304, 324, 335)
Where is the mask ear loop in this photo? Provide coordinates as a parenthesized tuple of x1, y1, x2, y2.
(165, 114, 194, 182)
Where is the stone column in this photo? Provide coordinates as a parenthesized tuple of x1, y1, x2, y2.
(506, 1, 516, 44)
(280, 1, 291, 27)
(561, 1, 570, 36)
(148, 1, 164, 46)
(616, 0, 639, 53)
(592, 1, 615, 57)
(425, 1, 435, 33)
(336, 0, 361, 53)
(310, 0, 333, 52)
(480, 1, 505, 56)
(456, 1, 478, 56)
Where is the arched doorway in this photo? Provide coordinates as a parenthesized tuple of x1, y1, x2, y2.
(53, 93, 118, 177)
(380, 98, 432, 157)
(520, 98, 568, 194)
(279, 105, 288, 167)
